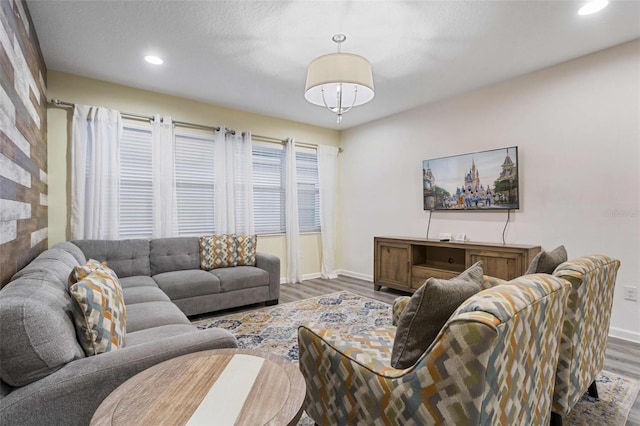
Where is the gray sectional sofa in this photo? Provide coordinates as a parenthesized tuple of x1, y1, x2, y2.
(0, 237, 281, 425)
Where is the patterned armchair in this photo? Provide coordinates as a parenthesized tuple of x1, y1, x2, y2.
(298, 275, 570, 425)
(473, 255, 620, 425)
(549, 255, 620, 425)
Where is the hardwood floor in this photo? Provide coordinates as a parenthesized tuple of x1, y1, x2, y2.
(604, 336, 640, 425)
(193, 275, 640, 425)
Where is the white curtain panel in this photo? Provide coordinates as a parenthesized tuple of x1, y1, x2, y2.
(285, 138, 301, 283)
(71, 104, 122, 239)
(213, 127, 228, 234)
(233, 131, 254, 235)
(151, 115, 177, 238)
(215, 128, 254, 235)
(317, 144, 339, 279)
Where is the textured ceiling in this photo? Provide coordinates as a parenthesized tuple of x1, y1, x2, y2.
(28, 0, 640, 130)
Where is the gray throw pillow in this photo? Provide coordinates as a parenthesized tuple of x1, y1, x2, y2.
(390, 261, 484, 369)
(525, 245, 567, 274)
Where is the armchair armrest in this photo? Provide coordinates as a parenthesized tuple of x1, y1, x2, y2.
(300, 324, 406, 377)
(298, 325, 412, 424)
(392, 296, 411, 325)
(298, 323, 487, 425)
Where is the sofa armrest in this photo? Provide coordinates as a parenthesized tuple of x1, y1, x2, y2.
(256, 252, 280, 302)
(0, 328, 237, 426)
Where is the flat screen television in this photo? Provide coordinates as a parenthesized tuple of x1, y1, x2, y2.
(423, 146, 519, 211)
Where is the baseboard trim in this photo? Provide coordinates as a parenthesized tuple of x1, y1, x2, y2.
(280, 272, 322, 284)
(281, 271, 374, 283)
(609, 327, 640, 344)
(302, 272, 322, 281)
(336, 269, 373, 282)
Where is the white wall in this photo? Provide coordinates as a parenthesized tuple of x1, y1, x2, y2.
(339, 40, 640, 342)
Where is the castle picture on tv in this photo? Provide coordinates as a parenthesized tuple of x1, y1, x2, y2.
(423, 146, 519, 211)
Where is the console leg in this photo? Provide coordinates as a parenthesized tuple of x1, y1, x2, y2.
(587, 380, 599, 399)
(374, 285, 382, 291)
(265, 299, 278, 306)
(550, 412, 562, 426)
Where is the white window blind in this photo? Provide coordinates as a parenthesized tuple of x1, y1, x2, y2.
(251, 142, 320, 235)
(119, 121, 153, 238)
(296, 148, 321, 232)
(252, 143, 285, 234)
(175, 129, 216, 236)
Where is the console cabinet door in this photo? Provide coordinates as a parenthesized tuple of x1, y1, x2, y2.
(375, 241, 411, 289)
(467, 250, 523, 280)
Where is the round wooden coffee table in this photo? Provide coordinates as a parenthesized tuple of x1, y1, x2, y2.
(91, 348, 306, 426)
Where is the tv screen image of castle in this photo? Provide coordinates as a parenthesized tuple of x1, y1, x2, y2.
(423, 147, 518, 211)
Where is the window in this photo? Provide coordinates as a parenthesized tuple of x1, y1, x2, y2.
(174, 129, 216, 236)
(251, 142, 320, 234)
(119, 125, 320, 237)
(119, 121, 153, 238)
(252, 143, 285, 234)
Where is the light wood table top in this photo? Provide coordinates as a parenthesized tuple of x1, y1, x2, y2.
(91, 349, 306, 426)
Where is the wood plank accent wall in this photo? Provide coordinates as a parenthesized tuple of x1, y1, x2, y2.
(0, 0, 47, 287)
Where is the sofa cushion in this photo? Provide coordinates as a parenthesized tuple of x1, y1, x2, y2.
(526, 245, 568, 274)
(153, 270, 221, 300)
(52, 241, 87, 265)
(0, 272, 85, 387)
(72, 239, 151, 277)
(199, 235, 237, 269)
(235, 234, 257, 266)
(391, 261, 484, 369)
(125, 324, 198, 347)
(11, 248, 79, 287)
(125, 301, 190, 333)
(119, 276, 158, 289)
(211, 266, 269, 292)
(150, 237, 200, 276)
(122, 286, 171, 305)
(69, 270, 127, 356)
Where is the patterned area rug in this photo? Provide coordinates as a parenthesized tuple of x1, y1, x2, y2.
(193, 291, 640, 425)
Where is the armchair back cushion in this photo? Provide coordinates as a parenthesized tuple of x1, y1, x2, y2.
(299, 275, 570, 425)
(551, 255, 621, 416)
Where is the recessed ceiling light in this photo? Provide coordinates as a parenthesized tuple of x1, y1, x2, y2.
(144, 55, 163, 65)
(578, 0, 609, 16)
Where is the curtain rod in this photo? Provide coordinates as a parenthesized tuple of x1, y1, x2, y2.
(48, 98, 342, 153)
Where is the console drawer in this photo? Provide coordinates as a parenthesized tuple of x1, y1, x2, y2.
(411, 266, 459, 289)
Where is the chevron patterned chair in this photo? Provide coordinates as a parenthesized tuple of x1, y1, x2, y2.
(548, 255, 621, 425)
(298, 275, 570, 425)
(481, 254, 621, 425)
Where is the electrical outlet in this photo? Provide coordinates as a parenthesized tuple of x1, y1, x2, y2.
(623, 286, 638, 301)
